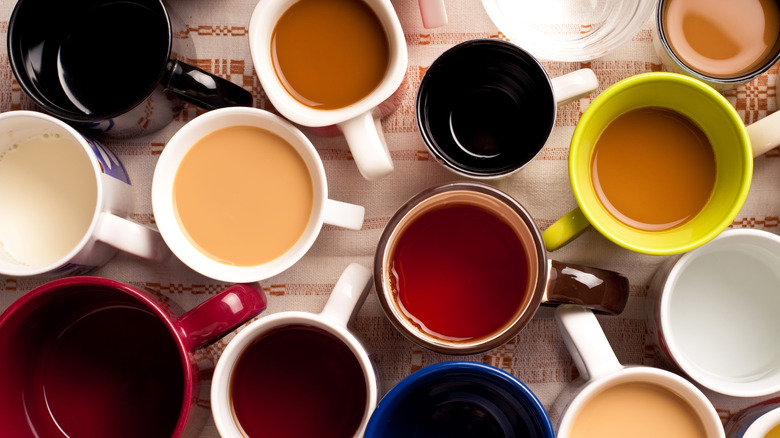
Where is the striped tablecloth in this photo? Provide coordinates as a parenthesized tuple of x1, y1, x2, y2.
(1, 0, 778, 435)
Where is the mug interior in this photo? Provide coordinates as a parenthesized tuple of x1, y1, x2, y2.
(0, 112, 100, 276)
(661, 230, 780, 397)
(375, 182, 545, 354)
(152, 107, 328, 283)
(365, 361, 554, 437)
(0, 278, 189, 437)
(570, 72, 752, 255)
(416, 39, 556, 178)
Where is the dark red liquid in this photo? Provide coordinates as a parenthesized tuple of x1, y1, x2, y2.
(390, 204, 529, 341)
(29, 305, 185, 438)
(231, 325, 368, 438)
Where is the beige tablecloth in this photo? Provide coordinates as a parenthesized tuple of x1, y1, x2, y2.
(1, 0, 779, 436)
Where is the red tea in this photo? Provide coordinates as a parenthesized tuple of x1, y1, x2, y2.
(389, 204, 530, 341)
(231, 325, 368, 438)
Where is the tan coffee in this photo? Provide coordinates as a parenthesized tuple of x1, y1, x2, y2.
(570, 382, 708, 438)
(663, 0, 780, 78)
(173, 125, 313, 266)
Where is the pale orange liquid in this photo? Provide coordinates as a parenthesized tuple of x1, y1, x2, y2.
(664, 0, 780, 77)
(173, 126, 313, 266)
(766, 424, 780, 438)
(592, 107, 716, 231)
(271, 0, 389, 109)
(570, 382, 709, 438)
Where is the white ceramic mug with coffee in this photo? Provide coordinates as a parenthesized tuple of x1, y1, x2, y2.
(0, 110, 169, 277)
(647, 228, 780, 397)
(211, 263, 377, 438)
(151, 106, 365, 283)
(551, 305, 724, 438)
(725, 399, 780, 438)
(248, 0, 408, 180)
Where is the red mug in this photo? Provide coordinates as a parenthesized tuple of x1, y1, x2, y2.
(0, 276, 267, 438)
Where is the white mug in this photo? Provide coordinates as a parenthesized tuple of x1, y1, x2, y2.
(0, 110, 169, 277)
(647, 228, 780, 397)
(726, 399, 780, 438)
(151, 107, 365, 283)
(248, 0, 408, 180)
(211, 263, 377, 438)
(551, 305, 724, 438)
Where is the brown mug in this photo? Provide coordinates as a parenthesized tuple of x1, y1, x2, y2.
(373, 182, 629, 355)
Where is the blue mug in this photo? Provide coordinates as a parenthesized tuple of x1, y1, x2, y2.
(365, 361, 553, 438)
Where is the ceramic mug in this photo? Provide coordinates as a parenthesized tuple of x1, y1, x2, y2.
(416, 39, 598, 179)
(647, 228, 780, 397)
(0, 110, 169, 277)
(374, 181, 629, 355)
(725, 399, 780, 438)
(551, 305, 725, 438)
(654, 0, 780, 90)
(365, 361, 555, 438)
(211, 263, 377, 438)
(248, 0, 408, 180)
(419, 0, 448, 28)
(542, 72, 780, 256)
(152, 107, 365, 283)
(0, 276, 268, 438)
(7, 0, 252, 138)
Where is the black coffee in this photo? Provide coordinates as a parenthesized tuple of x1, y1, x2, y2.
(13, 1, 170, 117)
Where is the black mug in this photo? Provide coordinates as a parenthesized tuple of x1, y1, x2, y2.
(8, 0, 253, 138)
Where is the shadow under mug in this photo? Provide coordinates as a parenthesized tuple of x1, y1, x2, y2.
(248, 0, 408, 180)
(365, 361, 555, 438)
(374, 182, 629, 355)
(543, 72, 760, 256)
(211, 263, 377, 438)
(647, 228, 780, 397)
(0, 110, 170, 277)
(0, 276, 268, 438)
(416, 39, 598, 179)
(551, 305, 725, 438)
(8, 0, 253, 138)
(152, 107, 365, 283)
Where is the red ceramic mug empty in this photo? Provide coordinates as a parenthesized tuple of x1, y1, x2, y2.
(0, 276, 267, 438)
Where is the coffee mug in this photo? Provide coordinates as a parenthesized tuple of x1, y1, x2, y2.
(654, 0, 780, 90)
(419, 0, 448, 28)
(152, 106, 365, 283)
(551, 305, 725, 438)
(8, 0, 253, 138)
(647, 228, 780, 397)
(374, 182, 629, 355)
(0, 276, 268, 438)
(541, 72, 780, 255)
(416, 39, 599, 179)
(725, 399, 780, 438)
(0, 110, 169, 277)
(365, 361, 555, 438)
(248, 0, 408, 180)
(211, 263, 376, 438)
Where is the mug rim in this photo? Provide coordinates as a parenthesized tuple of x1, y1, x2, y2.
(569, 72, 752, 255)
(7, 0, 174, 121)
(151, 106, 329, 283)
(373, 181, 547, 354)
(741, 404, 780, 437)
(211, 311, 378, 438)
(364, 360, 554, 437)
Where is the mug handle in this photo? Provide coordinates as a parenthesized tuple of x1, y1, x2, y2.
(542, 207, 591, 251)
(178, 283, 268, 350)
(338, 112, 394, 180)
(320, 263, 373, 327)
(746, 110, 780, 157)
(543, 260, 629, 315)
(419, 0, 448, 28)
(163, 59, 253, 110)
(95, 213, 171, 262)
(323, 199, 366, 230)
(551, 68, 599, 107)
(555, 304, 623, 381)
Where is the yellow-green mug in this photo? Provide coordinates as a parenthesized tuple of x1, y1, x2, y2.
(543, 72, 769, 255)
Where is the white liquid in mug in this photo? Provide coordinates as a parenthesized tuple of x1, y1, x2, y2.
(0, 134, 97, 267)
(670, 244, 780, 380)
